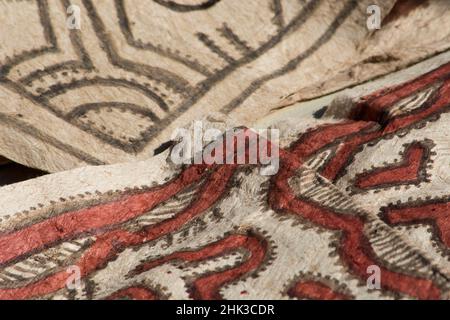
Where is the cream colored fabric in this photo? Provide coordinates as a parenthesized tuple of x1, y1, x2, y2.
(277, 0, 450, 107)
(0, 0, 425, 172)
(0, 50, 449, 300)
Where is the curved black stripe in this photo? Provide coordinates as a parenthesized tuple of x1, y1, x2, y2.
(153, 0, 220, 12)
(66, 102, 160, 121)
(19, 62, 84, 85)
(38, 77, 169, 113)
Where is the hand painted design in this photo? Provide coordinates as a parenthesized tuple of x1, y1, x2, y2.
(131, 233, 269, 300)
(106, 286, 159, 300)
(283, 271, 353, 300)
(0, 61, 449, 299)
(381, 198, 450, 250)
(152, 0, 221, 12)
(352, 140, 435, 192)
(0, 0, 359, 167)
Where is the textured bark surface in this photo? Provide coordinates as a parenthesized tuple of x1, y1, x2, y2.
(0, 52, 449, 300)
(4, 0, 449, 172)
(277, 0, 450, 108)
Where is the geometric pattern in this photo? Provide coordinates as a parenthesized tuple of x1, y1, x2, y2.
(0, 60, 449, 299)
(0, 0, 401, 172)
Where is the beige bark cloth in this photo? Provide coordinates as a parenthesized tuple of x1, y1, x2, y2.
(0, 0, 450, 301)
(1, 0, 449, 172)
(0, 43, 449, 300)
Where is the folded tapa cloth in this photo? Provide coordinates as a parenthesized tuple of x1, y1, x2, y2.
(1, 0, 450, 172)
(0, 54, 449, 299)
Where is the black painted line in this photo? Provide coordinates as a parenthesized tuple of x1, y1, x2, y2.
(115, 0, 213, 78)
(271, 0, 285, 30)
(0, 0, 57, 77)
(82, 0, 193, 95)
(196, 32, 236, 65)
(152, 0, 221, 12)
(217, 23, 252, 55)
(221, 0, 359, 113)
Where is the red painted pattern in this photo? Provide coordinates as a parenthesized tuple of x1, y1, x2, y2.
(288, 280, 350, 300)
(351, 62, 450, 123)
(269, 160, 441, 299)
(106, 286, 158, 300)
(133, 234, 268, 300)
(383, 201, 450, 248)
(0, 63, 449, 299)
(0, 131, 269, 299)
(267, 64, 450, 299)
(321, 78, 450, 182)
(0, 164, 210, 265)
(355, 142, 428, 189)
(0, 165, 235, 299)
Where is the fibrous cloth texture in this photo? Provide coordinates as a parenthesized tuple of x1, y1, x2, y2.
(0, 57, 449, 299)
(1, 0, 450, 172)
(0, 0, 450, 300)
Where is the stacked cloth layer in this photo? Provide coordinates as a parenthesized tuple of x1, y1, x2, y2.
(0, 0, 449, 300)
